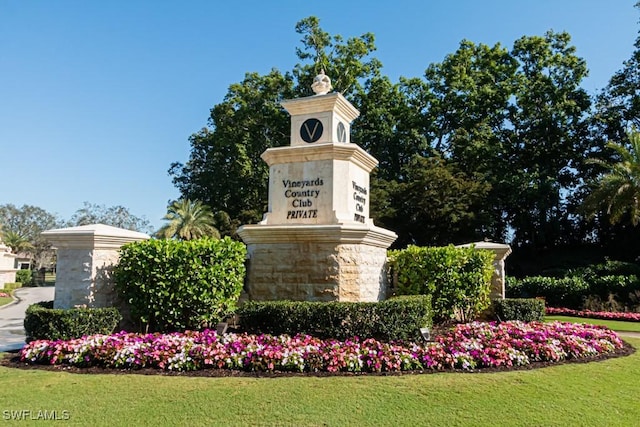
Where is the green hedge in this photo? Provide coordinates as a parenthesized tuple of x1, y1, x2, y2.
(15, 270, 32, 286)
(577, 260, 640, 278)
(237, 296, 432, 342)
(505, 276, 588, 308)
(492, 298, 545, 322)
(389, 245, 494, 322)
(506, 272, 640, 310)
(114, 237, 246, 333)
(24, 301, 122, 342)
(2, 282, 22, 291)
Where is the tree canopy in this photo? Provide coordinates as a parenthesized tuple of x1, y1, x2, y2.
(156, 199, 220, 240)
(0, 204, 62, 269)
(170, 11, 640, 270)
(67, 202, 152, 234)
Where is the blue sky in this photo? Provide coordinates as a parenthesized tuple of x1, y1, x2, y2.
(1, 1, 638, 231)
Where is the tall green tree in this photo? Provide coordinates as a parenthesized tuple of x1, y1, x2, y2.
(156, 199, 220, 240)
(421, 40, 518, 241)
(583, 130, 640, 226)
(418, 32, 591, 248)
(372, 155, 491, 247)
(0, 204, 62, 269)
(583, 2, 640, 252)
(169, 17, 382, 230)
(169, 69, 294, 226)
(1, 230, 34, 254)
(593, 2, 640, 143)
(506, 31, 591, 249)
(68, 202, 152, 233)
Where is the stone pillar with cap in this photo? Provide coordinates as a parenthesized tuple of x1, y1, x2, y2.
(42, 224, 150, 309)
(456, 241, 512, 299)
(238, 71, 397, 302)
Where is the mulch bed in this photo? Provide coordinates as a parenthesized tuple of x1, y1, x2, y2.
(1, 340, 635, 378)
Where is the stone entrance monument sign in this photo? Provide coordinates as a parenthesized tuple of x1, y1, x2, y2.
(238, 72, 397, 302)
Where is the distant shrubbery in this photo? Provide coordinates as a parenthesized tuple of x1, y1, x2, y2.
(507, 260, 640, 311)
(15, 270, 32, 286)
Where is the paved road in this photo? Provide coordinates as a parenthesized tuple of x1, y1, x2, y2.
(0, 286, 55, 352)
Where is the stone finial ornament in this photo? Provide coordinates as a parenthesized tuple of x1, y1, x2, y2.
(311, 69, 332, 95)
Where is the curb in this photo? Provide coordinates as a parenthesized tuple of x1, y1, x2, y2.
(0, 289, 22, 311)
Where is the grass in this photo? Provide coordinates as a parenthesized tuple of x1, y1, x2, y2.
(546, 315, 640, 333)
(43, 272, 55, 286)
(0, 337, 638, 426)
(0, 295, 13, 307)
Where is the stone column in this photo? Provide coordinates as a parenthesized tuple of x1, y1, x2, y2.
(42, 224, 149, 309)
(0, 243, 18, 289)
(457, 241, 512, 299)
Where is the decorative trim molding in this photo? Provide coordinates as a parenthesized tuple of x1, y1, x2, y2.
(261, 142, 378, 172)
(238, 224, 397, 248)
(281, 93, 360, 123)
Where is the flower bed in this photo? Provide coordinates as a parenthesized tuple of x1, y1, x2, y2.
(0, 292, 11, 298)
(19, 321, 624, 373)
(546, 307, 640, 322)
(20, 322, 623, 372)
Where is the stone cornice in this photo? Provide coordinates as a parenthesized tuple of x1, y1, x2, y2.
(238, 224, 397, 248)
(456, 241, 512, 259)
(261, 143, 378, 172)
(42, 224, 150, 250)
(281, 92, 360, 123)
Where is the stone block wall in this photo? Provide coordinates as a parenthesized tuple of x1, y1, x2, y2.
(54, 248, 121, 308)
(245, 241, 389, 302)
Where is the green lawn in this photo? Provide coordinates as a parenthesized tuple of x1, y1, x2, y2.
(546, 315, 640, 333)
(0, 295, 13, 307)
(1, 337, 639, 426)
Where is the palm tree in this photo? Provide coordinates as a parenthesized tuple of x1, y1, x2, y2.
(1, 230, 34, 254)
(155, 199, 220, 240)
(583, 130, 640, 226)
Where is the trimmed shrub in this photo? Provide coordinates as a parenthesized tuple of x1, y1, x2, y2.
(493, 298, 545, 322)
(15, 270, 32, 286)
(2, 282, 22, 291)
(389, 245, 494, 322)
(588, 275, 640, 301)
(580, 260, 640, 278)
(24, 301, 122, 342)
(114, 237, 246, 333)
(237, 295, 432, 342)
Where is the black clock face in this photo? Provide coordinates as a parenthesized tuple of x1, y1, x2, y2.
(300, 118, 323, 143)
(337, 122, 346, 142)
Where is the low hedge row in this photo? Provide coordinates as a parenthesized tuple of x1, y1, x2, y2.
(237, 295, 432, 342)
(24, 301, 122, 342)
(2, 282, 22, 292)
(492, 298, 545, 322)
(507, 274, 640, 309)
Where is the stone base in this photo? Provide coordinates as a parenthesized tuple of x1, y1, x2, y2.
(238, 225, 396, 302)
